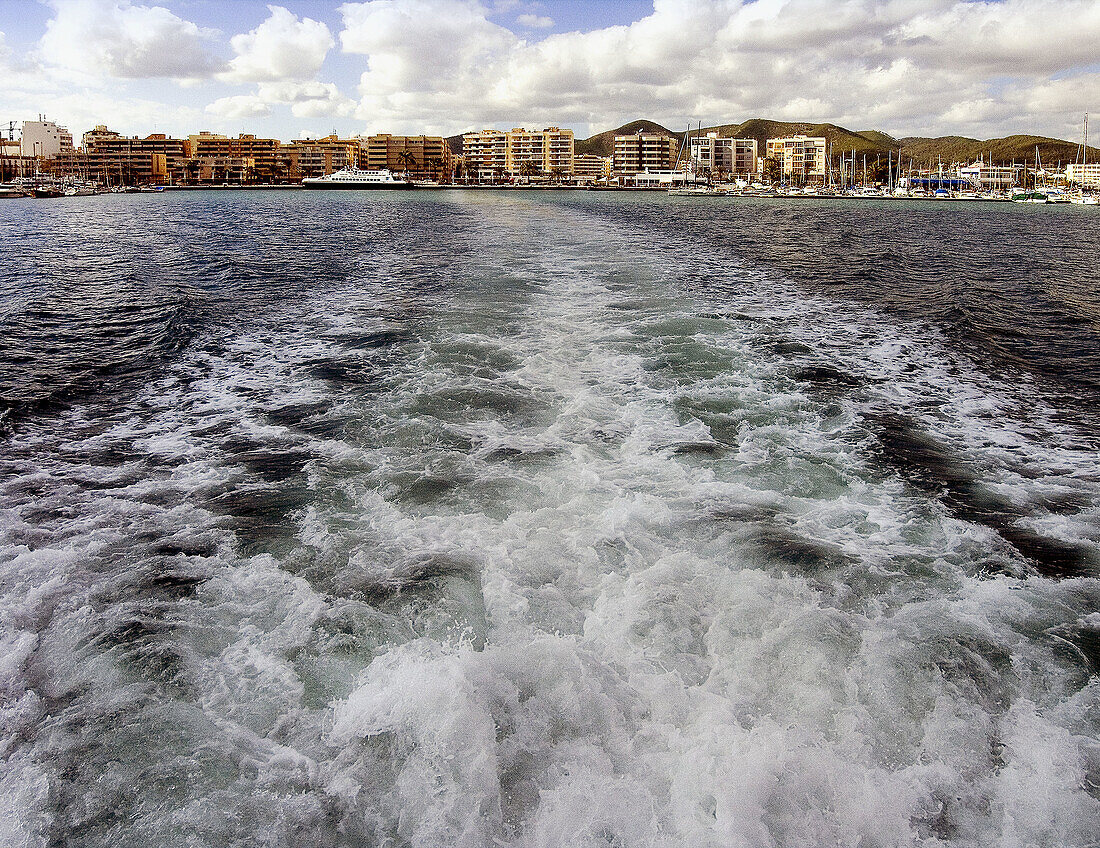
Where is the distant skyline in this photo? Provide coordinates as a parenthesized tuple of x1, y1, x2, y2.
(1, 0, 1098, 143)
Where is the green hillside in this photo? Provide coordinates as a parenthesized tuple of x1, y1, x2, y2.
(574, 120, 678, 157)
(573, 118, 1097, 166)
(449, 119, 1097, 167)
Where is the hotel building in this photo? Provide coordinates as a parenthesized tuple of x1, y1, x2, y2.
(613, 131, 679, 175)
(690, 133, 758, 177)
(765, 135, 827, 183)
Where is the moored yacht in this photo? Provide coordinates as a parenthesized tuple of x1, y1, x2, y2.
(302, 168, 415, 190)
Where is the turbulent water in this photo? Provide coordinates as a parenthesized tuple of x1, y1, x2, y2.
(1, 191, 1099, 848)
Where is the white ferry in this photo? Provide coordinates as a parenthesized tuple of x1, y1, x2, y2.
(302, 167, 415, 190)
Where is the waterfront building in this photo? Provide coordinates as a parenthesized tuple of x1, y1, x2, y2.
(20, 117, 74, 159)
(233, 134, 280, 181)
(504, 127, 574, 176)
(363, 134, 454, 179)
(689, 133, 758, 177)
(572, 154, 612, 183)
(1067, 162, 1100, 189)
(0, 136, 35, 181)
(613, 131, 679, 175)
(82, 126, 187, 185)
(957, 161, 1018, 190)
(283, 135, 361, 179)
(463, 130, 509, 182)
(187, 131, 233, 159)
(766, 135, 827, 183)
(183, 132, 281, 183)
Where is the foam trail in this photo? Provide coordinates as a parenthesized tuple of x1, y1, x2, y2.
(1, 193, 1098, 847)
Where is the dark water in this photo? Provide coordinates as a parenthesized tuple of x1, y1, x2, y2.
(1, 191, 1098, 847)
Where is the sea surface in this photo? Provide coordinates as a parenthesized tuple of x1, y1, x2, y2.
(1, 191, 1099, 847)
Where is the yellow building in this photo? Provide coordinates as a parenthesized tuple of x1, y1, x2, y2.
(765, 135, 827, 183)
(364, 134, 454, 179)
(572, 153, 612, 183)
(283, 135, 361, 178)
(504, 126, 574, 175)
(612, 131, 679, 175)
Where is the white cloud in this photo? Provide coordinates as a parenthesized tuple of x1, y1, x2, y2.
(222, 5, 335, 82)
(336, 0, 1100, 139)
(206, 94, 273, 120)
(516, 14, 553, 29)
(256, 81, 356, 117)
(38, 0, 224, 80)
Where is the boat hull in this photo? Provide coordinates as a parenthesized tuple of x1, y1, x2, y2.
(302, 181, 415, 190)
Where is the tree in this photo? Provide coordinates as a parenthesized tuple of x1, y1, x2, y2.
(518, 159, 541, 183)
(397, 150, 419, 177)
(762, 156, 781, 184)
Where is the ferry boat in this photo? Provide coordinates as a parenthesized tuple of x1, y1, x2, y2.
(302, 168, 415, 190)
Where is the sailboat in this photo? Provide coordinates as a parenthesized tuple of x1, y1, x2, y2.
(1069, 113, 1099, 205)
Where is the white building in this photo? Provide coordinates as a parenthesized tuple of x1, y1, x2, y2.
(1067, 162, 1100, 189)
(21, 117, 74, 158)
(957, 161, 1018, 190)
(689, 133, 758, 177)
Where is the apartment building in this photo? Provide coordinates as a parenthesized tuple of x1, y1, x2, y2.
(690, 133, 758, 176)
(282, 135, 361, 178)
(462, 130, 508, 181)
(21, 118, 74, 158)
(572, 154, 612, 183)
(363, 134, 454, 178)
(82, 126, 186, 184)
(1067, 162, 1100, 189)
(233, 134, 280, 179)
(504, 127, 574, 175)
(183, 132, 281, 182)
(765, 135, 827, 183)
(612, 131, 679, 175)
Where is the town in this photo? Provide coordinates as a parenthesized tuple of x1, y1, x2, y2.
(2, 116, 1098, 201)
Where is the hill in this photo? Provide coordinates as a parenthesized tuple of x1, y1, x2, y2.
(897, 134, 1092, 166)
(574, 120, 678, 157)
(448, 119, 1096, 166)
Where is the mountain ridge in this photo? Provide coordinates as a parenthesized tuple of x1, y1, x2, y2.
(447, 119, 1096, 166)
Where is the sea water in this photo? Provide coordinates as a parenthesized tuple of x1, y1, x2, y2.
(0, 191, 1098, 847)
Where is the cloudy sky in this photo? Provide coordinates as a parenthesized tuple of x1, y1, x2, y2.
(0, 0, 1097, 143)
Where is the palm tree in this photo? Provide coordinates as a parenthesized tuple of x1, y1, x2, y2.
(518, 159, 540, 184)
(397, 150, 418, 177)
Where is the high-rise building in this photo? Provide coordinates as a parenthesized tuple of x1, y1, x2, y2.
(20, 118, 74, 158)
(612, 131, 679, 175)
(690, 133, 758, 176)
(765, 135, 827, 182)
(462, 130, 508, 181)
(363, 134, 454, 179)
(504, 127, 574, 175)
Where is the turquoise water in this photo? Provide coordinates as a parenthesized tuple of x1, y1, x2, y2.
(0, 191, 1098, 846)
